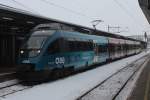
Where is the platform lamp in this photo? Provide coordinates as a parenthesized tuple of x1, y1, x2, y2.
(144, 32, 147, 42)
(144, 32, 148, 48)
(143, 31, 149, 42)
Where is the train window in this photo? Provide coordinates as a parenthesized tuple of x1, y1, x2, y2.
(80, 42, 86, 51)
(59, 38, 68, 53)
(98, 44, 107, 53)
(122, 44, 126, 51)
(109, 44, 116, 53)
(87, 42, 93, 50)
(49, 38, 70, 53)
(77, 41, 82, 51)
(129, 45, 132, 50)
(117, 45, 121, 51)
(67, 39, 93, 52)
(47, 39, 60, 54)
(68, 40, 86, 52)
(68, 41, 77, 51)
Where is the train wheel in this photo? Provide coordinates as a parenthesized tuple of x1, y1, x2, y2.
(64, 67, 74, 76)
(52, 69, 64, 79)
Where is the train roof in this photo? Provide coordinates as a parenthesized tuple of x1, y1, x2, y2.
(0, 4, 145, 43)
(60, 31, 108, 43)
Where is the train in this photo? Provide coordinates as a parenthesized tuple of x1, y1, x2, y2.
(16, 23, 145, 81)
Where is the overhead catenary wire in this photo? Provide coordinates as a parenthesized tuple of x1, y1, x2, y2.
(40, 0, 145, 33)
(39, 0, 93, 20)
(11, 0, 42, 15)
(112, 0, 143, 29)
(2, 0, 144, 33)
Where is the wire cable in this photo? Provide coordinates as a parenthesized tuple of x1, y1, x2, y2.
(11, 0, 42, 15)
(112, 0, 143, 28)
(39, 0, 93, 20)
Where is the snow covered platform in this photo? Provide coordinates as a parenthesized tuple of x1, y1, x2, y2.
(79, 54, 149, 100)
(127, 55, 150, 100)
(1, 50, 150, 100)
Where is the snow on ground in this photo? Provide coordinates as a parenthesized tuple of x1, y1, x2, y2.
(80, 56, 147, 100)
(0, 80, 19, 89)
(115, 55, 150, 100)
(0, 83, 31, 97)
(2, 50, 150, 100)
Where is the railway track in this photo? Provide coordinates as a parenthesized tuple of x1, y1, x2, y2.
(0, 79, 32, 98)
(112, 56, 149, 100)
(0, 69, 34, 98)
(0, 72, 34, 98)
(77, 54, 150, 100)
(0, 72, 16, 83)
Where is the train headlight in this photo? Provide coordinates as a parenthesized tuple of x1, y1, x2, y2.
(20, 50, 24, 54)
(37, 50, 41, 53)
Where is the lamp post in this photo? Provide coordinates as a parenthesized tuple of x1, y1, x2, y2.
(143, 30, 149, 42)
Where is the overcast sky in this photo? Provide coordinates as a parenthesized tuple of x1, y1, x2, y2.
(0, 0, 149, 36)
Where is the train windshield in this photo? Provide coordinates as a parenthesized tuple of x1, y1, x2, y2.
(25, 36, 48, 49)
(20, 30, 55, 57)
(23, 30, 55, 49)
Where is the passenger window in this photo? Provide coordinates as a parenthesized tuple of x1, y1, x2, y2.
(98, 44, 108, 53)
(47, 39, 60, 54)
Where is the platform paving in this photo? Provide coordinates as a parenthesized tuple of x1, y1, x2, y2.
(128, 58, 150, 100)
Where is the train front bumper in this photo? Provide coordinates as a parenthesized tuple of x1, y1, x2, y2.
(16, 64, 52, 81)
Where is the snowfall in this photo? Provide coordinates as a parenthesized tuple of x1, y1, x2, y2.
(1, 50, 150, 100)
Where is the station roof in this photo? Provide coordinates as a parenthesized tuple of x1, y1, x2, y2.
(138, 0, 150, 24)
(0, 4, 143, 42)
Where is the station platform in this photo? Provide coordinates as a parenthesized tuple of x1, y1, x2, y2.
(128, 58, 150, 100)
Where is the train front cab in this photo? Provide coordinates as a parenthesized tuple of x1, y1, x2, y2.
(17, 30, 57, 80)
(17, 29, 112, 80)
(17, 31, 97, 79)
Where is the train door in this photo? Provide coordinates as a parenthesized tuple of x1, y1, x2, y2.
(93, 43, 99, 63)
(109, 43, 115, 60)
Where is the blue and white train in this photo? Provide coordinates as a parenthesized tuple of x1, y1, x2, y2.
(17, 23, 144, 81)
